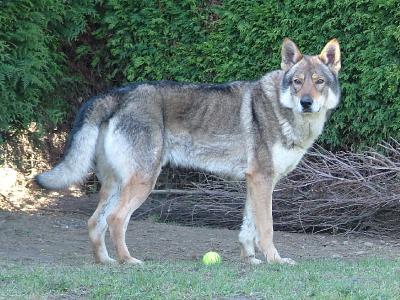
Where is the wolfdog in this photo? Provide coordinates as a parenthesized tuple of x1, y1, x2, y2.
(36, 39, 341, 265)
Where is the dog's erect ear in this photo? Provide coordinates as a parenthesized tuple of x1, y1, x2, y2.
(281, 38, 303, 71)
(319, 39, 341, 73)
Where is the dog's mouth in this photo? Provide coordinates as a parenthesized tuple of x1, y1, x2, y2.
(301, 108, 321, 114)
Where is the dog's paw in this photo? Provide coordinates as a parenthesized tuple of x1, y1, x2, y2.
(105, 257, 118, 264)
(241, 253, 263, 265)
(267, 256, 297, 265)
(266, 248, 296, 265)
(121, 256, 144, 265)
(278, 257, 297, 265)
(96, 257, 117, 265)
(248, 257, 263, 265)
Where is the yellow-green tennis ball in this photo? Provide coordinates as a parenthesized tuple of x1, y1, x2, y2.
(202, 251, 221, 265)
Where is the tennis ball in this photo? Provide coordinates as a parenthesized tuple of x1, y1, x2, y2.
(202, 251, 221, 265)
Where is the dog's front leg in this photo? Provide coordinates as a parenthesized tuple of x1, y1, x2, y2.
(246, 171, 296, 265)
(239, 194, 263, 265)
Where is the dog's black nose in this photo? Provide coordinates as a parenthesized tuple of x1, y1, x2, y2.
(300, 96, 313, 110)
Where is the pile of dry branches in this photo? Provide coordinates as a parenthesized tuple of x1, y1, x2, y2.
(137, 140, 400, 236)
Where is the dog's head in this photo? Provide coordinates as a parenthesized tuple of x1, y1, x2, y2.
(280, 39, 341, 114)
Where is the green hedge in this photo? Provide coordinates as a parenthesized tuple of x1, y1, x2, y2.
(0, 0, 95, 138)
(1, 0, 399, 150)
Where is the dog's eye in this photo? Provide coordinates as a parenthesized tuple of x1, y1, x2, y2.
(316, 78, 325, 85)
(293, 78, 302, 85)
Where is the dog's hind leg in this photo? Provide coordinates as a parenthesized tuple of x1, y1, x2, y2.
(88, 174, 119, 264)
(107, 169, 160, 264)
(87, 123, 121, 264)
(103, 102, 164, 264)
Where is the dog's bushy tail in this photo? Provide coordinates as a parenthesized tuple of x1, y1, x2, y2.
(35, 94, 118, 190)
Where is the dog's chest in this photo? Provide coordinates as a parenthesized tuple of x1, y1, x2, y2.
(271, 143, 306, 178)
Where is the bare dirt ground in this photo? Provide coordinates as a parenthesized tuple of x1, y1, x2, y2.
(1, 193, 400, 266)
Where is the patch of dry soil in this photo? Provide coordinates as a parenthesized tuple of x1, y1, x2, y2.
(1, 195, 399, 265)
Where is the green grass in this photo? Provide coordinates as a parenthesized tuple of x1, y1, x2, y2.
(1, 258, 399, 299)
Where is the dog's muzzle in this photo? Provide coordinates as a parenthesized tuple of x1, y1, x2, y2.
(300, 96, 313, 113)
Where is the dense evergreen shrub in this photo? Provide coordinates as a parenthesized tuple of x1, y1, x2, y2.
(0, 0, 96, 139)
(1, 0, 399, 150)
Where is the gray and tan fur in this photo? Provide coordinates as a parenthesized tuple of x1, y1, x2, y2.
(36, 39, 341, 265)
